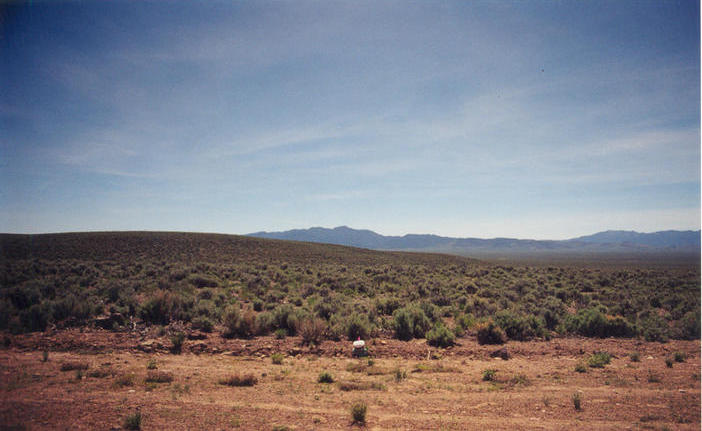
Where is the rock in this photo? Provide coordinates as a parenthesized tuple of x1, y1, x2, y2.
(187, 331, 207, 340)
(288, 348, 302, 356)
(190, 341, 208, 354)
(490, 347, 510, 360)
(138, 340, 164, 353)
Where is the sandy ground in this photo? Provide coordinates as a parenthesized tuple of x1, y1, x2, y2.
(0, 331, 699, 430)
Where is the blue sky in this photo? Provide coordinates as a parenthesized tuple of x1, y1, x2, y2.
(1, 1, 699, 239)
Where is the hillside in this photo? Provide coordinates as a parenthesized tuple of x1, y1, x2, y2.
(0, 231, 472, 266)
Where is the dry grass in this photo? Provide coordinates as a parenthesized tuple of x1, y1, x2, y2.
(145, 370, 174, 383)
(219, 373, 258, 387)
(60, 361, 89, 371)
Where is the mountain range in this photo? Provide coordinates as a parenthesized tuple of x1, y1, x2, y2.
(248, 226, 701, 257)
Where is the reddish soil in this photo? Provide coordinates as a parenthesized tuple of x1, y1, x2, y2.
(1, 330, 699, 430)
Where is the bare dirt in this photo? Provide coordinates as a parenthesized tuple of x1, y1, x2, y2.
(0, 330, 699, 430)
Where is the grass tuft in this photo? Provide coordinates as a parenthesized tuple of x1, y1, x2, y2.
(350, 400, 367, 425)
(572, 392, 582, 411)
(145, 370, 174, 383)
(318, 371, 334, 383)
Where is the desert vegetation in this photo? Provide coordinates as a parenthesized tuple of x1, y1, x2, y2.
(0, 232, 698, 345)
(0, 232, 699, 429)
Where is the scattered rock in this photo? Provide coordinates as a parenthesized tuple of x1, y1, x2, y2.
(190, 341, 208, 354)
(138, 340, 164, 353)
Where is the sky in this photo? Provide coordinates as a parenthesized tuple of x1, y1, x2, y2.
(1, 0, 700, 240)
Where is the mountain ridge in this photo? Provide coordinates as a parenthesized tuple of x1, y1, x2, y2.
(248, 226, 701, 256)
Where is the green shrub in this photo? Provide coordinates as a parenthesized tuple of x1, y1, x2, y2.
(346, 313, 372, 341)
(476, 321, 506, 345)
(123, 411, 142, 430)
(587, 352, 611, 368)
(274, 328, 287, 339)
(674, 311, 700, 340)
(392, 305, 431, 340)
(629, 352, 640, 362)
(222, 307, 256, 338)
(271, 353, 284, 365)
(350, 400, 367, 425)
(192, 316, 214, 333)
(665, 358, 673, 368)
(19, 302, 52, 332)
(271, 304, 301, 336)
(318, 371, 334, 383)
(673, 352, 686, 362)
(255, 312, 275, 335)
(640, 314, 669, 342)
(146, 359, 157, 370)
(426, 322, 455, 348)
(495, 311, 547, 341)
(564, 308, 636, 338)
(575, 362, 587, 373)
(139, 290, 190, 326)
(454, 313, 476, 336)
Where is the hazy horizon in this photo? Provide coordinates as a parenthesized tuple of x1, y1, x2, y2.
(2, 1, 700, 239)
(3, 225, 701, 243)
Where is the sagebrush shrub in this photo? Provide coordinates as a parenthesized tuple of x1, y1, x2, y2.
(426, 322, 455, 348)
(392, 305, 431, 340)
(587, 352, 611, 368)
(222, 306, 256, 338)
(299, 318, 327, 345)
(476, 321, 506, 345)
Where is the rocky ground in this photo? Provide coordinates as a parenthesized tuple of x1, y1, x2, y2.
(0, 330, 699, 430)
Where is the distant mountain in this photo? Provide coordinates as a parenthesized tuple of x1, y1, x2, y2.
(570, 230, 701, 248)
(248, 226, 701, 257)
